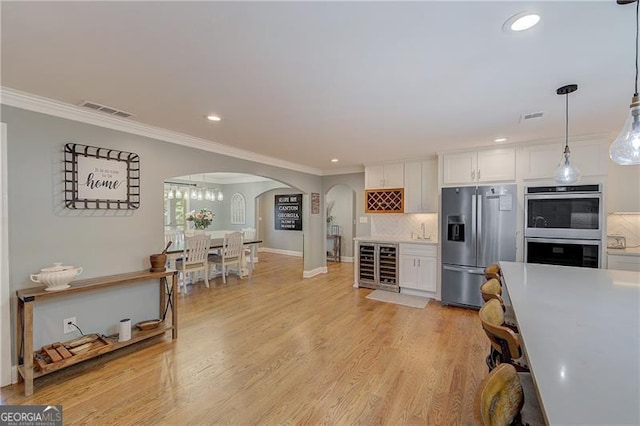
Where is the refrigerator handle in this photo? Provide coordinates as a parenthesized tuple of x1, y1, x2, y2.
(471, 194, 477, 250)
(442, 264, 486, 275)
(477, 194, 483, 259)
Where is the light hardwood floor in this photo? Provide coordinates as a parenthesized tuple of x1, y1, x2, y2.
(1, 253, 489, 425)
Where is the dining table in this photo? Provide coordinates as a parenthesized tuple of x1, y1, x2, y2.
(166, 238, 262, 255)
(499, 261, 640, 425)
(166, 238, 262, 274)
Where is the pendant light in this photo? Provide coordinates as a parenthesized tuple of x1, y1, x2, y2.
(554, 84, 581, 184)
(610, 0, 640, 165)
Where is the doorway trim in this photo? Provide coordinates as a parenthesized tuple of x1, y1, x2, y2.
(0, 122, 12, 386)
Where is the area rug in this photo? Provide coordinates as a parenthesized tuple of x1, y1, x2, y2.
(366, 290, 430, 309)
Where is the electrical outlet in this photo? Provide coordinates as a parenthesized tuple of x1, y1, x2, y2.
(63, 317, 77, 334)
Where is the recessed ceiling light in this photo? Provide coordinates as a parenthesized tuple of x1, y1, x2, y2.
(503, 12, 540, 33)
(494, 138, 507, 143)
(206, 115, 221, 122)
(331, 158, 339, 163)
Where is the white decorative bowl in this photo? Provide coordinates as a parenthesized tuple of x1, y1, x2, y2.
(30, 263, 83, 291)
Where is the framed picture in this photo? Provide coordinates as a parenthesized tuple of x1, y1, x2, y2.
(64, 143, 140, 209)
(274, 193, 302, 231)
(311, 192, 320, 214)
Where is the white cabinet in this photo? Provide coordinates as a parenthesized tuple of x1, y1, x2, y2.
(520, 143, 561, 179)
(521, 140, 608, 180)
(399, 244, 437, 292)
(607, 162, 640, 212)
(365, 163, 404, 189)
(442, 148, 515, 185)
(607, 254, 640, 271)
(404, 158, 438, 213)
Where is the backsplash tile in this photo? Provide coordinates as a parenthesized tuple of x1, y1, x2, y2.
(607, 214, 640, 248)
(371, 213, 438, 241)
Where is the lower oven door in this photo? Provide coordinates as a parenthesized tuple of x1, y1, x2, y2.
(525, 238, 601, 268)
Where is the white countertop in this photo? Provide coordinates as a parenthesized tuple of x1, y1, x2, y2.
(607, 246, 640, 257)
(500, 261, 640, 425)
(354, 236, 437, 245)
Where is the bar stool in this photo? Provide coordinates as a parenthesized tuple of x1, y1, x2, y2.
(480, 278, 503, 303)
(479, 299, 529, 372)
(480, 277, 517, 330)
(474, 363, 545, 426)
(485, 263, 502, 281)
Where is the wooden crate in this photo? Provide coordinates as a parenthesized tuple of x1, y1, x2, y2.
(35, 335, 112, 374)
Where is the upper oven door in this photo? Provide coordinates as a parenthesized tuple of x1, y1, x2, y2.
(525, 193, 602, 239)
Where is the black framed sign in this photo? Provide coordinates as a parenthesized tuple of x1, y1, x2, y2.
(64, 143, 140, 209)
(274, 193, 302, 231)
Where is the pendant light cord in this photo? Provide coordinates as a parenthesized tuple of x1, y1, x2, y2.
(565, 92, 569, 150)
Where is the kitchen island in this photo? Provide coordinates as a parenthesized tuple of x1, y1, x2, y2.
(499, 261, 640, 425)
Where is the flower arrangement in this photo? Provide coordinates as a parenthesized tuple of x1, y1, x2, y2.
(186, 208, 214, 230)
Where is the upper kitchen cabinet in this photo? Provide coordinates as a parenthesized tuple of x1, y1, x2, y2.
(607, 161, 640, 212)
(365, 163, 404, 189)
(404, 158, 438, 213)
(520, 140, 608, 180)
(442, 148, 515, 185)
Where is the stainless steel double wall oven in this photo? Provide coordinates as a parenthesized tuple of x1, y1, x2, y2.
(524, 184, 603, 268)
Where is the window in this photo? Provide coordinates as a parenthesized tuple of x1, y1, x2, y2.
(165, 194, 188, 232)
(231, 193, 246, 224)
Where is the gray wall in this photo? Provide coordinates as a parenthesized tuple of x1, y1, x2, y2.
(326, 184, 355, 258)
(183, 179, 288, 232)
(3, 105, 324, 351)
(258, 188, 304, 254)
(322, 172, 369, 238)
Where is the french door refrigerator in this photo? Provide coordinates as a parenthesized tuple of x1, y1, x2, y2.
(441, 185, 517, 308)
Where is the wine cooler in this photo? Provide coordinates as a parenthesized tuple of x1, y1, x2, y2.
(358, 242, 399, 292)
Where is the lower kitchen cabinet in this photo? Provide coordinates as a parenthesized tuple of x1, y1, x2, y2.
(399, 243, 437, 292)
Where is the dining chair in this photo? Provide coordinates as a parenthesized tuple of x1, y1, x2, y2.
(175, 234, 211, 293)
(474, 363, 545, 426)
(242, 227, 257, 276)
(479, 299, 528, 372)
(209, 232, 244, 284)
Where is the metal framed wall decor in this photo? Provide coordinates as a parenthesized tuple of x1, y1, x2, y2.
(274, 193, 302, 231)
(64, 143, 140, 209)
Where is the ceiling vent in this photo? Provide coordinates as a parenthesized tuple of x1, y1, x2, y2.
(519, 111, 544, 123)
(79, 100, 133, 118)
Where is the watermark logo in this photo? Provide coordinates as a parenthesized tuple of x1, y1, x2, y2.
(0, 405, 62, 426)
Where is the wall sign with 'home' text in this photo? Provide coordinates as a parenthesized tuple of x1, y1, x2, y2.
(274, 194, 302, 231)
(64, 143, 140, 209)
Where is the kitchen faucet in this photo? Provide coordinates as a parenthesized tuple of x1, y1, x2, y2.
(421, 223, 426, 238)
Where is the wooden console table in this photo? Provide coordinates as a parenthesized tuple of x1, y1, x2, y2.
(16, 269, 178, 396)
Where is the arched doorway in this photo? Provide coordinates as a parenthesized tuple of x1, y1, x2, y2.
(164, 172, 306, 274)
(325, 184, 356, 263)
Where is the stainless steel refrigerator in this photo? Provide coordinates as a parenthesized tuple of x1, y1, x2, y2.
(441, 185, 517, 308)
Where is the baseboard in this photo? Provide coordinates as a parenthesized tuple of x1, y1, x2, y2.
(303, 267, 328, 278)
(11, 364, 17, 384)
(259, 247, 303, 257)
(340, 256, 354, 263)
(400, 288, 436, 298)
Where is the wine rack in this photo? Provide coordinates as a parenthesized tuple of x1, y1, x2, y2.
(365, 188, 404, 213)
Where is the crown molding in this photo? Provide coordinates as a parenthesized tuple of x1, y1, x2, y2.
(0, 87, 323, 176)
(321, 166, 364, 176)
